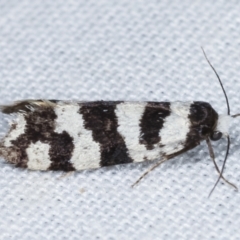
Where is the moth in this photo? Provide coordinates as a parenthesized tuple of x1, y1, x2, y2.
(0, 49, 238, 195)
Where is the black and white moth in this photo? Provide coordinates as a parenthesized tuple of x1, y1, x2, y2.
(0, 49, 238, 194)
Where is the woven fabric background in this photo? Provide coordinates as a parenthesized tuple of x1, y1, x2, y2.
(1, 1, 240, 239)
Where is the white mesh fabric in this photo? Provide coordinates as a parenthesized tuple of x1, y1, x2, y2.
(0, 1, 240, 239)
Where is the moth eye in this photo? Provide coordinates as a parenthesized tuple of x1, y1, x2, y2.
(210, 131, 223, 141)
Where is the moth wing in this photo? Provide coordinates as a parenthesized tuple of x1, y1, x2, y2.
(158, 102, 203, 160)
(158, 101, 218, 161)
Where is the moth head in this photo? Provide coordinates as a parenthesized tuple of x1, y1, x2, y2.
(210, 114, 232, 141)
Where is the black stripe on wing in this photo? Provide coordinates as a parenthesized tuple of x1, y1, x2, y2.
(79, 101, 133, 167)
(139, 102, 171, 150)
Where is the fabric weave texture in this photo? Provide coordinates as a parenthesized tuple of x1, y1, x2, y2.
(0, 1, 240, 239)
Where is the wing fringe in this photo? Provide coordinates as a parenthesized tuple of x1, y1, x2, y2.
(0, 100, 57, 114)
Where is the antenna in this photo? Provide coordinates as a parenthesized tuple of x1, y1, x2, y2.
(201, 47, 230, 115)
(201, 47, 237, 196)
(208, 136, 233, 197)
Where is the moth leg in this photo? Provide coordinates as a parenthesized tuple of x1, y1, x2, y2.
(206, 137, 237, 190)
(131, 158, 168, 187)
(232, 113, 240, 118)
